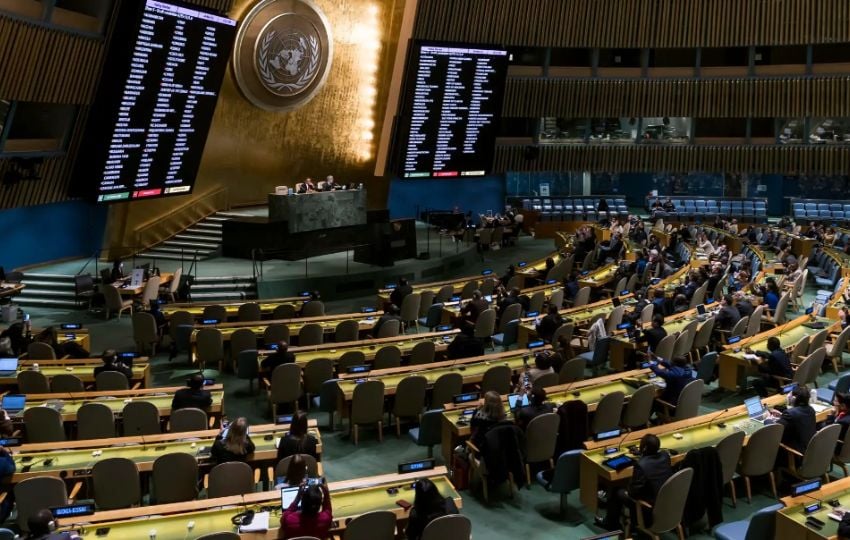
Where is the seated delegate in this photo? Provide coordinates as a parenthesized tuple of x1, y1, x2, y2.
(171, 373, 213, 411)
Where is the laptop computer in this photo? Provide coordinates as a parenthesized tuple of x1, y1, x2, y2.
(0, 358, 18, 377)
(2, 395, 25, 416)
(744, 396, 768, 423)
(280, 487, 299, 509)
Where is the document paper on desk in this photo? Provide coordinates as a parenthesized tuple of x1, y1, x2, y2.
(239, 511, 270, 532)
(743, 354, 759, 361)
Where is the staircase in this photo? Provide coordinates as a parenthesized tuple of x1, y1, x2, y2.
(136, 211, 250, 261)
(190, 275, 257, 302)
(16, 273, 79, 309)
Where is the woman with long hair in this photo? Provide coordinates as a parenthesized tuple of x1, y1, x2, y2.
(211, 417, 256, 464)
(277, 411, 318, 460)
(279, 480, 332, 539)
(405, 478, 459, 540)
(470, 391, 507, 449)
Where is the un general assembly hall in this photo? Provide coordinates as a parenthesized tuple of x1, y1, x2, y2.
(6, 0, 850, 538)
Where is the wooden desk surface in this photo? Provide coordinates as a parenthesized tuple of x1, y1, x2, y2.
(278, 330, 459, 366)
(1, 360, 150, 388)
(777, 475, 850, 539)
(191, 311, 381, 341)
(578, 263, 619, 289)
(59, 470, 460, 539)
(114, 273, 174, 297)
(162, 297, 305, 319)
(0, 283, 25, 298)
(12, 420, 320, 483)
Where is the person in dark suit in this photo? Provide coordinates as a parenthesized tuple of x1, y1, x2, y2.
(459, 290, 489, 325)
(827, 392, 850, 455)
(515, 388, 553, 431)
(641, 314, 668, 352)
(597, 233, 624, 264)
(93, 349, 132, 380)
(497, 287, 522, 319)
(389, 278, 413, 307)
(769, 385, 816, 455)
(211, 417, 256, 464)
(750, 336, 794, 397)
(535, 305, 564, 343)
(715, 294, 741, 332)
(297, 177, 316, 193)
(446, 327, 485, 360)
(171, 373, 212, 411)
(372, 303, 402, 337)
(260, 341, 295, 375)
(597, 433, 674, 530)
(651, 355, 693, 409)
(734, 293, 754, 318)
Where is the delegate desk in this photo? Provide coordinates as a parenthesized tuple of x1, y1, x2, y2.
(579, 394, 832, 512)
(776, 475, 850, 539)
(578, 263, 619, 289)
(113, 273, 174, 297)
(334, 348, 548, 418)
(439, 369, 653, 463)
(161, 297, 306, 320)
(268, 188, 367, 233)
(59, 469, 460, 539)
(2, 358, 151, 388)
(11, 420, 321, 485)
(515, 251, 567, 287)
(272, 329, 460, 368)
(517, 294, 636, 347)
(717, 315, 838, 391)
(376, 274, 491, 307)
(703, 226, 743, 254)
(17, 385, 224, 427)
(22, 327, 92, 353)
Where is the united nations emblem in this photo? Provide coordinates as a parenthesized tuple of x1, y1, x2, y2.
(232, 0, 333, 111)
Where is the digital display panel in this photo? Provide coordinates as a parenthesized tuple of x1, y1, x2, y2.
(73, 0, 237, 202)
(397, 42, 508, 179)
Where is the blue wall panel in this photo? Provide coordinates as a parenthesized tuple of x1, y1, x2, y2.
(0, 200, 108, 270)
(387, 175, 506, 220)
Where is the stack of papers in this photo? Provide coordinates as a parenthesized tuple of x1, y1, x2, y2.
(239, 511, 270, 532)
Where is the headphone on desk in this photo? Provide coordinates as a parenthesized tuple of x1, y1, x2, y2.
(231, 510, 254, 526)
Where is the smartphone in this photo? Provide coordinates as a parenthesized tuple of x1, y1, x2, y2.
(307, 477, 323, 486)
(396, 499, 412, 511)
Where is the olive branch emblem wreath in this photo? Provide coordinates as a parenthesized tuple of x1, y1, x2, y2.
(258, 30, 320, 93)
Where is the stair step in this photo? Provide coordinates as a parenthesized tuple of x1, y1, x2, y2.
(175, 233, 221, 242)
(162, 240, 220, 250)
(147, 246, 214, 255)
(18, 288, 78, 299)
(193, 275, 255, 283)
(192, 283, 256, 291)
(19, 280, 77, 289)
(16, 297, 81, 308)
(194, 222, 223, 229)
(21, 273, 77, 282)
(215, 211, 252, 219)
(205, 216, 231, 222)
(137, 252, 188, 261)
(190, 291, 254, 301)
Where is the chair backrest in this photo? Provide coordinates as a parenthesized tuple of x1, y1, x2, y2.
(421, 514, 472, 540)
(730, 315, 750, 339)
(410, 340, 436, 365)
(236, 349, 259, 381)
(338, 350, 367, 373)
(27, 341, 56, 359)
(418, 290, 436, 317)
(343, 510, 397, 540)
(17, 369, 49, 393)
(334, 320, 360, 343)
(499, 303, 523, 332)
(431, 372, 463, 407)
(152, 452, 198, 503)
(740, 423, 784, 476)
(374, 345, 402, 370)
(547, 450, 582, 494)
(50, 373, 84, 393)
(590, 337, 611, 366)
(773, 293, 790, 325)
(434, 284, 454, 304)
(532, 372, 559, 391)
(414, 409, 444, 448)
(122, 400, 161, 435)
(14, 477, 67, 531)
(238, 302, 261, 322)
(548, 288, 565, 310)
(170, 407, 208, 432)
(605, 305, 626, 334)
(132, 312, 158, 349)
(640, 303, 654, 325)
(299, 323, 324, 346)
(673, 379, 704, 421)
(23, 406, 65, 443)
(275, 453, 320, 478)
(551, 322, 574, 352)
(473, 309, 497, 339)
(648, 467, 694, 534)
(351, 380, 385, 424)
(393, 376, 428, 417)
(301, 300, 325, 317)
(525, 412, 559, 463)
(377, 319, 401, 338)
(229, 328, 257, 360)
(715, 430, 745, 485)
(141, 275, 160, 304)
(837, 423, 850, 462)
(573, 286, 590, 307)
(422, 302, 444, 329)
(460, 280, 479, 299)
(202, 305, 227, 322)
(592, 391, 625, 434)
(196, 328, 224, 364)
(692, 317, 715, 350)
(92, 457, 141, 510)
(96, 370, 130, 391)
(196, 533, 241, 540)
(830, 325, 850, 359)
(789, 336, 810, 362)
(742, 503, 785, 540)
(622, 384, 655, 429)
(558, 357, 585, 384)
(208, 461, 255, 498)
(672, 331, 692, 359)
(808, 329, 829, 354)
(400, 293, 421, 322)
(271, 363, 303, 404)
(796, 348, 825, 386)
(103, 284, 124, 311)
(77, 402, 116, 440)
(272, 304, 297, 319)
(798, 423, 842, 479)
(168, 311, 195, 341)
(529, 291, 546, 314)
(263, 323, 290, 345)
(653, 334, 676, 361)
(481, 364, 512, 394)
(303, 358, 334, 395)
(696, 351, 718, 385)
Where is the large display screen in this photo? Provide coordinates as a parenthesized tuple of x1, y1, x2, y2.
(397, 41, 509, 179)
(72, 0, 237, 202)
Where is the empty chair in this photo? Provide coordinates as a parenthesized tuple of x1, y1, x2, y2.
(808, 329, 829, 355)
(460, 280, 478, 299)
(338, 350, 367, 373)
(272, 304, 296, 319)
(410, 340, 436, 365)
(528, 291, 546, 314)
(421, 514, 471, 540)
(92, 458, 141, 510)
(152, 452, 199, 503)
(621, 384, 655, 430)
(196, 328, 225, 372)
(532, 372, 559, 391)
(17, 370, 49, 394)
(827, 325, 850, 373)
(351, 379, 385, 444)
(202, 305, 227, 322)
(434, 285, 454, 304)
(659, 379, 704, 421)
(716, 430, 745, 507)
(431, 372, 462, 408)
(418, 290, 436, 318)
(344, 510, 397, 540)
(334, 320, 360, 342)
(535, 450, 582, 522)
(524, 412, 560, 484)
(498, 303, 523, 333)
(50, 373, 84, 393)
(392, 376, 427, 436)
(419, 303, 444, 331)
(558, 357, 585, 384)
(229, 328, 257, 370)
(481, 364, 512, 394)
(400, 293, 422, 332)
(591, 391, 624, 434)
(14, 477, 68, 531)
(140, 275, 161, 306)
(653, 333, 677, 362)
(409, 408, 443, 458)
(170, 407, 208, 432)
(578, 337, 611, 376)
(492, 319, 519, 351)
(695, 351, 718, 387)
(237, 302, 261, 322)
(633, 468, 694, 540)
(77, 402, 116, 440)
(103, 284, 133, 319)
(123, 400, 161, 435)
(303, 358, 334, 407)
(236, 349, 259, 394)
(268, 363, 303, 418)
(738, 422, 784, 502)
(299, 323, 324, 346)
(26, 342, 56, 360)
(713, 503, 783, 540)
(24, 407, 65, 443)
(264, 323, 290, 345)
(207, 461, 255, 498)
(377, 319, 401, 338)
(301, 300, 325, 318)
(373, 345, 402, 369)
(793, 348, 825, 387)
(783, 423, 841, 483)
(132, 312, 159, 355)
(572, 286, 590, 307)
(96, 370, 130, 391)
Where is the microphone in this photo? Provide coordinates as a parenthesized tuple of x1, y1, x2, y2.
(705, 408, 729, 430)
(607, 430, 632, 454)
